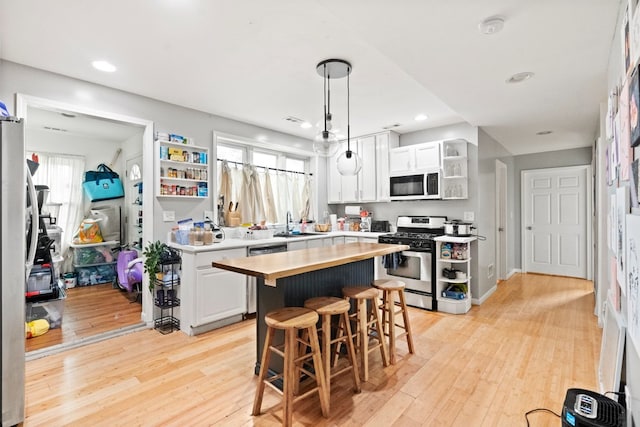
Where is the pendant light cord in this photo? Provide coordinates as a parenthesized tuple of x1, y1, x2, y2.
(323, 64, 328, 134)
(346, 64, 352, 158)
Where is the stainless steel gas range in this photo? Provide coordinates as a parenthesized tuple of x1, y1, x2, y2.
(378, 215, 447, 311)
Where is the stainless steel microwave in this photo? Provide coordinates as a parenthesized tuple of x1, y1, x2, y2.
(389, 170, 440, 200)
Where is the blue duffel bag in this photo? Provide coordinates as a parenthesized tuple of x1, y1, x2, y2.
(83, 163, 125, 202)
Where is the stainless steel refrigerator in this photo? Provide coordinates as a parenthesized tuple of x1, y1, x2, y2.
(1, 116, 26, 426)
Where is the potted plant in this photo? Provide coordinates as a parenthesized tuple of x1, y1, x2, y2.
(142, 240, 182, 291)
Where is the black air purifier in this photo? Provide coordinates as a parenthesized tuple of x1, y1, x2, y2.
(562, 388, 625, 427)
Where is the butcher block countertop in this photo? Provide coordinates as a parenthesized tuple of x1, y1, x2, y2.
(212, 242, 409, 286)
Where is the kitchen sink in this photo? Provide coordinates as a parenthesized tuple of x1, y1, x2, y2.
(273, 232, 321, 238)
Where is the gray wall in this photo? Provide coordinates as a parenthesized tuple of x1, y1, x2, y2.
(477, 129, 515, 291)
(512, 146, 593, 269)
(0, 60, 312, 241)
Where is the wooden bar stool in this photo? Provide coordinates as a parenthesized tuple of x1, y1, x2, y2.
(372, 279, 415, 364)
(341, 286, 389, 381)
(252, 307, 329, 426)
(304, 296, 361, 407)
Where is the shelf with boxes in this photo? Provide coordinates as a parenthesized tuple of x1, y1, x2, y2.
(70, 240, 120, 286)
(156, 136, 209, 198)
(154, 256, 181, 334)
(433, 235, 476, 314)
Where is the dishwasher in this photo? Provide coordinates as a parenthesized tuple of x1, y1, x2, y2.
(246, 243, 288, 314)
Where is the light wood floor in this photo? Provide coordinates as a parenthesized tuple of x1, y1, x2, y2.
(25, 283, 143, 353)
(24, 273, 600, 426)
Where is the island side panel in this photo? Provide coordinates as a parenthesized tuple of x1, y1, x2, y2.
(255, 258, 374, 375)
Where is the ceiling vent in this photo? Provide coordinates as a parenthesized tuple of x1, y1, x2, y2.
(43, 126, 68, 132)
(284, 116, 305, 124)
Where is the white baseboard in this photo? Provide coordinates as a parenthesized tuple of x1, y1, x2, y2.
(506, 268, 521, 280)
(472, 284, 497, 305)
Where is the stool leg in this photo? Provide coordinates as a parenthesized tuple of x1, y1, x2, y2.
(321, 313, 331, 407)
(399, 290, 415, 354)
(308, 324, 330, 417)
(371, 298, 389, 367)
(283, 328, 296, 427)
(380, 290, 388, 337)
(331, 314, 345, 368)
(342, 311, 361, 393)
(388, 290, 397, 364)
(252, 326, 275, 416)
(358, 299, 369, 381)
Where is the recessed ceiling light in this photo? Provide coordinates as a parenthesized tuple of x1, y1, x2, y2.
(91, 60, 117, 73)
(506, 72, 534, 84)
(300, 122, 312, 129)
(414, 114, 428, 121)
(478, 16, 505, 35)
(536, 130, 553, 135)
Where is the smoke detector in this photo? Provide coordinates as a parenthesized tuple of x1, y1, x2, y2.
(478, 16, 505, 35)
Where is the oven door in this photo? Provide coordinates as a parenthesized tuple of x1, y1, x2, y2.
(379, 250, 431, 293)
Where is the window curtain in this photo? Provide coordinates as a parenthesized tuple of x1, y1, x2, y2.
(217, 162, 312, 225)
(30, 152, 86, 266)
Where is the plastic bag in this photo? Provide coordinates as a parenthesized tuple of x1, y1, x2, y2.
(73, 219, 104, 244)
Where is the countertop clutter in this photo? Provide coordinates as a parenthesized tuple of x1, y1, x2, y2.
(169, 229, 387, 253)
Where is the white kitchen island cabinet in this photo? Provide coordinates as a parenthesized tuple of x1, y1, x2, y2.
(179, 247, 247, 335)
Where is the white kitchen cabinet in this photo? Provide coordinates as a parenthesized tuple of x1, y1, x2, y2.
(433, 236, 475, 314)
(287, 240, 308, 251)
(375, 131, 398, 201)
(441, 139, 468, 200)
(307, 238, 325, 249)
(327, 131, 397, 203)
(389, 140, 441, 174)
(178, 247, 246, 335)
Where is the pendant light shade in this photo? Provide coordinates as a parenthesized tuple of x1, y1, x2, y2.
(313, 129, 339, 157)
(336, 150, 362, 175)
(313, 59, 352, 158)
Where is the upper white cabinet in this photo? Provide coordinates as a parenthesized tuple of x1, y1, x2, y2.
(441, 139, 468, 200)
(327, 131, 398, 203)
(389, 140, 441, 174)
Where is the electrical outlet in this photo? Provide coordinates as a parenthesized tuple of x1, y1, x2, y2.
(204, 210, 214, 221)
(162, 210, 175, 222)
(487, 263, 494, 279)
(464, 211, 475, 221)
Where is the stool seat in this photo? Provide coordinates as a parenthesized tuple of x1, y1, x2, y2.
(342, 286, 379, 300)
(305, 296, 351, 315)
(253, 307, 329, 426)
(341, 286, 389, 381)
(372, 279, 406, 291)
(265, 307, 318, 330)
(371, 279, 414, 364)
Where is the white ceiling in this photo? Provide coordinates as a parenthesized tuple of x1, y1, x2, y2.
(0, 0, 621, 155)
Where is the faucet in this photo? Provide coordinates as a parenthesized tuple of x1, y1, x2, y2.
(286, 211, 293, 234)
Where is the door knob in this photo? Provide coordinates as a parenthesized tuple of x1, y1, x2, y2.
(526, 226, 532, 230)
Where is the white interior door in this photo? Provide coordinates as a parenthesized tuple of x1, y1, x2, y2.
(125, 155, 143, 249)
(496, 160, 507, 280)
(522, 166, 590, 278)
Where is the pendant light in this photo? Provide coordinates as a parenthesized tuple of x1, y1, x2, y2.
(336, 62, 362, 176)
(313, 61, 339, 157)
(313, 59, 352, 157)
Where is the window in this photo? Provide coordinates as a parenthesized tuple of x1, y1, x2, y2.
(216, 140, 312, 225)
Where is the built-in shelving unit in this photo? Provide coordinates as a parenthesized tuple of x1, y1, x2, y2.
(433, 235, 476, 314)
(156, 139, 209, 199)
(441, 139, 468, 200)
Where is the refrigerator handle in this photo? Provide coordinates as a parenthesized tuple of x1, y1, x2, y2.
(26, 167, 39, 279)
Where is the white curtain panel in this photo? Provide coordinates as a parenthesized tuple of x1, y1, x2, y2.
(31, 153, 86, 268)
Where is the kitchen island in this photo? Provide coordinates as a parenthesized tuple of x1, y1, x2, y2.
(212, 242, 409, 374)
